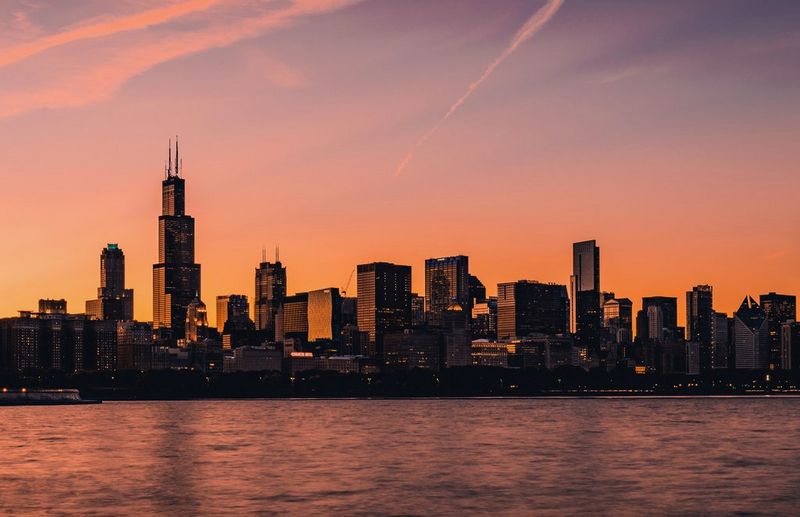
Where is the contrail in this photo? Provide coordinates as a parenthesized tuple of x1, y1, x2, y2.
(395, 0, 565, 176)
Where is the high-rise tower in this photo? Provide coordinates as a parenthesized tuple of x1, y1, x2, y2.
(570, 240, 601, 348)
(152, 138, 201, 342)
(86, 243, 134, 321)
(424, 255, 470, 326)
(255, 248, 287, 341)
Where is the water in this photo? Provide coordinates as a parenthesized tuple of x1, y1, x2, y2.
(2, 398, 799, 515)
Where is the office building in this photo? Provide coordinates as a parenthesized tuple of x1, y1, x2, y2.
(254, 253, 286, 341)
(603, 298, 633, 343)
(733, 296, 769, 369)
(117, 321, 153, 370)
(356, 262, 412, 354)
(411, 293, 426, 326)
(307, 288, 342, 342)
(383, 329, 440, 371)
(687, 285, 713, 370)
(276, 293, 308, 344)
(686, 285, 713, 345)
(471, 297, 498, 340)
(471, 340, 508, 367)
(216, 294, 250, 333)
(86, 244, 134, 321)
(185, 296, 209, 344)
(570, 240, 601, 347)
(497, 281, 569, 340)
(781, 321, 800, 370)
(152, 139, 201, 342)
(39, 299, 67, 315)
(760, 292, 797, 369)
(711, 312, 730, 369)
(640, 297, 678, 341)
(425, 255, 470, 326)
(469, 274, 487, 304)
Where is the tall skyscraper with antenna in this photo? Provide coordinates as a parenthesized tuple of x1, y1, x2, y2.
(255, 247, 286, 341)
(152, 138, 201, 342)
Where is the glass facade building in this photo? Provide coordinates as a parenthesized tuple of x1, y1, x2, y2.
(570, 240, 601, 347)
(255, 260, 286, 341)
(356, 262, 412, 354)
(760, 292, 796, 369)
(307, 288, 342, 342)
(424, 255, 470, 327)
(497, 281, 569, 340)
(152, 141, 201, 342)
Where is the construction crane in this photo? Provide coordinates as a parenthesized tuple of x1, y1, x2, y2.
(341, 268, 355, 297)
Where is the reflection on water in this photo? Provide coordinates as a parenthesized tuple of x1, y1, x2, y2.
(2, 398, 800, 515)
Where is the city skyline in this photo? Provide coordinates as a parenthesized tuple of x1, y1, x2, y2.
(1, 0, 799, 327)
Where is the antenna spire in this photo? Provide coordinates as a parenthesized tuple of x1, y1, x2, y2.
(262, 246, 266, 263)
(168, 138, 172, 177)
(276, 245, 280, 263)
(175, 135, 180, 176)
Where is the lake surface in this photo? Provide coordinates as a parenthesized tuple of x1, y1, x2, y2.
(2, 398, 799, 515)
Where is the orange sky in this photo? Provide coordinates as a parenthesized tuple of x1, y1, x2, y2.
(0, 0, 798, 328)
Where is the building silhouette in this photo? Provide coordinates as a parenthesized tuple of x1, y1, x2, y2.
(711, 311, 731, 369)
(216, 294, 250, 333)
(603, 297, 633, 343)
(639, 296, 678, 341)
(781, 321, 800, 370)
(357, 262, 412, 356)
(152, 139, 201, 342)
(497, 280, 569, 340)
(307, 288, 342, 343)
(686, 285, 713, 369)
(185, 296, 208, 344)
(424, 255, 470, 327)
(86, 244, 134, 321)
(734, 296, 769, 369)
(759, 292, 796, 369)
(254, 251, 286, 341)
(570, 240, 601, 348)
(276, 293, 309, 345)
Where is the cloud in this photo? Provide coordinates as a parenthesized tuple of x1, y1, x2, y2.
(0, 0, 219, 69)
(0, 0, 360, 118)
(590, 65, 669, 85)
(395, 0, 565, 176)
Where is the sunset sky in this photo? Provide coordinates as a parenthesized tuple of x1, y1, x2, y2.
(0, 0, 798, 328)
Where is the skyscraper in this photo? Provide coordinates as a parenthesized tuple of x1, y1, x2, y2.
(254, 251, 286, 341)
(497, 281, 569, 340)
(468, 274, 487, 304)
(276, 293, 308, 344)
(711, 311, 731, 369)
(641, 296, 678, 341)
(185, 296, 208, 344)
(424, 255, 470, 327)
(86, 244, 134, 321)
(759, 292, 797, 369)
(734, 296, 769, 370)
(307, 288, 342, 342)
(570, 240, 601, 348)
(781, 321, 800, 370)
(603, 298, 633, 343)
(152, 139, 201, 342)
(687, 285, 713, 370)
(216, 294, 250, 333)
(686, 285, 713, 345)
(357, 262, 412, 355)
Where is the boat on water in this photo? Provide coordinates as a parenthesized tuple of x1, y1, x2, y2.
(0, 388, 101, 406)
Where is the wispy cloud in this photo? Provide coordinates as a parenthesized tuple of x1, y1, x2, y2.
(0, 0, 360, 118)
(0, 0, 219, 69)
(394, 0, 565, 176)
